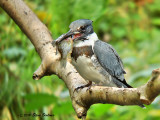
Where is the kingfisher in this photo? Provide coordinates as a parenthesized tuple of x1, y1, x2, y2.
(54, 19, 132, 88)
(53, 19, 144, 107)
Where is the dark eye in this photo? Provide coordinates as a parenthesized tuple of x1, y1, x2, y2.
(77, 26, 85, 31)
(80, 26, 85, 30)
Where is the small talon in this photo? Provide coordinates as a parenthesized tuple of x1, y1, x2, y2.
(73, 81, 92, 93)
(74, 85, 85, 93)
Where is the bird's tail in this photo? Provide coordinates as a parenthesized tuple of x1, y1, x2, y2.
(111, 77, 131, 88)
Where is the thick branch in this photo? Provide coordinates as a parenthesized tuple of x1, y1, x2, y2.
(74, 69, 160, 106)
(1, 0, 160, 119)
(70, 69, 160, 118)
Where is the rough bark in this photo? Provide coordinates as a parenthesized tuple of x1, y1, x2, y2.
(0, 0, 160, 119)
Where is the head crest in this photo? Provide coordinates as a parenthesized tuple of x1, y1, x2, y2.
(69, 19, 93, 30)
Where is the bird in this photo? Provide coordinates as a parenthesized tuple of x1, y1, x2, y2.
(54, 19, 132, 88)
(53, 19, 144, 107)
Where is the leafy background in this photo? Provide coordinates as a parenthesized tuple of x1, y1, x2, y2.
(1, 0, 160, 119)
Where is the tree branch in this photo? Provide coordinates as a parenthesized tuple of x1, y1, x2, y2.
(1, 0, 160, 119)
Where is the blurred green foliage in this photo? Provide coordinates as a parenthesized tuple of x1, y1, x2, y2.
(1, 0, 160, 119)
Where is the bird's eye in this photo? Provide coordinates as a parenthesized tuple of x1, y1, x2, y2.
(77, 26, 85, 31)
(80, 26, 85, 30)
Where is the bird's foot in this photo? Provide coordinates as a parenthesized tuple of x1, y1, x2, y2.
(74, 81, 92, 93)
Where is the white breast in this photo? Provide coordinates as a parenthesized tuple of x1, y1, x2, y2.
(73, 32, 98, 47)
(71, 32, 117, 86)
(72, 55, 105, 83)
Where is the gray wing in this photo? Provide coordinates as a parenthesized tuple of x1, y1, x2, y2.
(93, 40, 126, 82)
(94, 40, 145, 106)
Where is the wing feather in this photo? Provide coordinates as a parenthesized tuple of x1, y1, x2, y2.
(93, 40, 125, 81)
(93, 40, 146, 108)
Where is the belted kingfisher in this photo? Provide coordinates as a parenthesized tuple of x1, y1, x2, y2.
(54, 19, 132, 88)
(53, 19, 144, 107)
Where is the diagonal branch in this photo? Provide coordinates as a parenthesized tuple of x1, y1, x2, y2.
(1, 0, 160, 119)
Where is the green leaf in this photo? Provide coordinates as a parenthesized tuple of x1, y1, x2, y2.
(88, 104, 114, 117)
(24, 93, 57, 112)
(112, 27, 126, 38)
(132, 28, 148, 40)
(129, 65, 160, 84)
(2, 47, 26, 59)
(73, 0, 104, 20)
(151, 18, 160, 26)
(53, 101, 74, 115)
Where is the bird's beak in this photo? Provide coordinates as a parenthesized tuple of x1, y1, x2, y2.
(56, 30, 80, 43)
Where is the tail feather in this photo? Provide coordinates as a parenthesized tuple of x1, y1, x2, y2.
(112, 77, 130, 88)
